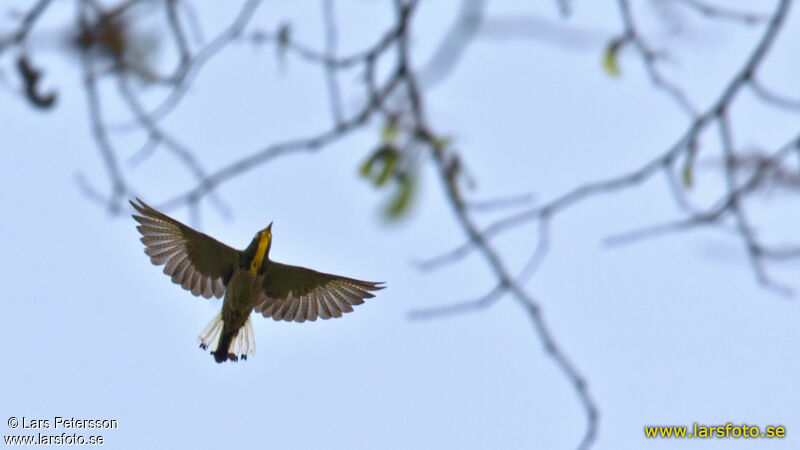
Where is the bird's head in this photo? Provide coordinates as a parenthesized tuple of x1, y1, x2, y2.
(244, 222, 272, 274)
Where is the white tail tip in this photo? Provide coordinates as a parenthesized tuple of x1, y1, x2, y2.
(229, 317, 256, 360)
(197, 312, 256, 360)
(198, 311, 224, 352)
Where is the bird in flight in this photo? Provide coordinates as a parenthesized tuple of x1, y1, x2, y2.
(131, 198, 384, 363)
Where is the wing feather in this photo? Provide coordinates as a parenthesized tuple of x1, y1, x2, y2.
(255, 262, 383, 322)
(295, 295, 309, 323)
(283, 293, 301, 321)
(329, 289, 354, 313)
(316, 293, 332, 320)
(306, 294, 318, 322)
(131, 198, 237, 299)
(323, 291, 343, 318)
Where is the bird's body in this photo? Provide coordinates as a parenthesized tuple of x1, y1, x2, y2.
(130, 198, 384, 363)
(213, 269, 260, 362)
(224, 269, 261, 329)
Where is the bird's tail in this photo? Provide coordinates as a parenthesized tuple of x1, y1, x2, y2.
(197, 311, 256, 363)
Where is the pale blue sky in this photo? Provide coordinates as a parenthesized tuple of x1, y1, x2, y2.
(1, 1, 799, 449)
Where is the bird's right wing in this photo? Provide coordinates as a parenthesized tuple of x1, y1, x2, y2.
(255, 262, 384, 322)
(131, 198, 238, 299)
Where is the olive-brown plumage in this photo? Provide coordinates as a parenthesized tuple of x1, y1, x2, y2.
(130, 198, 384, 363)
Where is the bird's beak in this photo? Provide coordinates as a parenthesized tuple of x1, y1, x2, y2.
(267, 222, 273, 231)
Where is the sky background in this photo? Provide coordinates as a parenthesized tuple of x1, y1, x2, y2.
(1, 1, 799, 449)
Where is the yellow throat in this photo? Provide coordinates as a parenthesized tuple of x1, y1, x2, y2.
(250, 231, 270, 275)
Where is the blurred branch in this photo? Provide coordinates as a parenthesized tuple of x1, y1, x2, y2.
(418, 0, 486, 88)
(666, 0, 768, 24)
(407, 283, 505, 319)
(390, 1, 598, 447)
(0, 0, 53, 50)
(615, 0, 697, 116)
(80, 28, 127, 213)
(165, 0, 191, 66)
(418, 1, 605, 88)
(321, 0, 343, 126)
(158, 61, 405, 210)
(478, 15, 605, 49)
(464, 191, 537, 213)
(750, 78, 800, 112)
(245, 11, 406, 69)
(111, 0, 263, 130)
(116, 76, 231, 218)
(605, 134, 800, 248)
(427, 0, 796, 291)
(556, 0, 572, 17)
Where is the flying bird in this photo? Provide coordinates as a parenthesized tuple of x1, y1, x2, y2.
(131, 198, 384, 363)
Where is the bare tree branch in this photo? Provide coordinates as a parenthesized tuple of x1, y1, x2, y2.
(391, 0, 599, 446)
(80, 29, 127, 212)
(321, 0, 343, 126)
(666, 0, 768, 24)
(407, 283, 506, 319)
(429, 0, 795, 290)
(0, 0, 53, 50)
(616, 0, 698, 116)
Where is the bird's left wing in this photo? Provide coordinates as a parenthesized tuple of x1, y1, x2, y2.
(131, 198, 238, 299)
(255, 262, 384, 322)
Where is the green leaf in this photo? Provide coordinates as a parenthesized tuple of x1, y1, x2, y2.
(602, 38, 623, 78)
(375, 151, 398, 187)
(359, 145, 402, 188)
(682, 159, 694, 189)
(359, 153, 378, 178)
(384, 174, 416, 220)
(381, 120, 398, 144)
(432, 135, 452, 151)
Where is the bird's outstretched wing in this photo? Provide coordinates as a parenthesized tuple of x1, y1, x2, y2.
(131, 198, 238, 299)
(256, 262, 384, 322)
